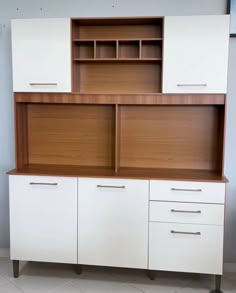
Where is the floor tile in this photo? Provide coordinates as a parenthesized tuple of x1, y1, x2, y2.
(49, 283, 84, 293)
(0, 282, 23, 293)
(0, 258, 12, 278)
(72, 278, 143, 293)
(0, 274, 10, 287)
(130, 271, 194, 293)
(7, 262, 74, 293)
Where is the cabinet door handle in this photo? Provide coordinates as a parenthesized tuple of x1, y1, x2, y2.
(171, 230, 201, 236)
(177, 83, 207, 87)
(171, 209, 201, 214)
(171, 188, 202, 192)
(29, 83, 58, 86)
(29, 182, 58, 186)
(97, 185, 126, 189)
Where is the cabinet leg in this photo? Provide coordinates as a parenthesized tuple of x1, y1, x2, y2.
(75, 264, 82, 275)
(147, 270, 155, 280)
(209, 275, 223, 293)
(12, 260, 19, 278)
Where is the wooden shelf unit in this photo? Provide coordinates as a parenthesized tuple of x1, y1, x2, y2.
(71, 18, 163, 93)
(14, 94, 226, 182)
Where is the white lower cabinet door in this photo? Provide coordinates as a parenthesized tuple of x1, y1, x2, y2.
(78, 178, 149, 269)
(149, 222, 223, 275)
(9, 175, 77, 263)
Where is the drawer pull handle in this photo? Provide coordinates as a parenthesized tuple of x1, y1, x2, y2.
(171, 230, 201, 236)
(29, 182, 58, 186)
(171, 188, 202, 192)
(177, 83, 207, 87)
(29, 83, 58, 86)
(97, 185, 126, 189)
(171, 209, 201, 214)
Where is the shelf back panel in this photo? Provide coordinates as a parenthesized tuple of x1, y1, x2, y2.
(73, 23, 163, 39)
(27, 104, 115, 167)
(75, 63, 161, 93)
(120, 105, 224, 171)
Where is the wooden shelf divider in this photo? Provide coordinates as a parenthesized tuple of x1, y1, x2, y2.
(115, 104, 120, 174)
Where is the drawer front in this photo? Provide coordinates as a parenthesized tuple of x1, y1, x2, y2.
(9, 175, 77, 263)
(149, 222, 223, 274)
(78, 178, 149, 269)
(149, 201, 224, 225)
(78, 177, 149, 198)
(150, 180, 225, 204)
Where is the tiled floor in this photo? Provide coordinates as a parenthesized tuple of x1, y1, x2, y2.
(0, 258, 236, 293)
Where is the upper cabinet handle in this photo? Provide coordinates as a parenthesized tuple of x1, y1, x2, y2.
(97, 185, 126, 189)
(29, 83, 58, 86)
(29, 182, 58, 186)
(177, 83, 207, 87)
(171, 188, 202, 192)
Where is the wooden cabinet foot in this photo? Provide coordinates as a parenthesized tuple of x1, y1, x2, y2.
(75, 264, 82, 275)
(13, 260, 19, 278)
(147, 270, 155, 280)
(209, 275, 223, 293)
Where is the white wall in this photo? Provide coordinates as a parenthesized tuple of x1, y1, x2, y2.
(1, 0, 236, 263)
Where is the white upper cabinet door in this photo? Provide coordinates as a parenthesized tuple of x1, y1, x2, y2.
(11, 18, 71, 92)
(163, 15, 230, 94)
(78, 178, 149, 269)
(9, 175, 77, 263)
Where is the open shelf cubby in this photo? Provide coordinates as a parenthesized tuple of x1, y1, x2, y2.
(96, 41, 117, 59)
(118, 40, 140, 59)
(15, 103, 116, 171)
(73, 40, 95, 59)
(72, 18, 163, 40)
(119, 105, 224, 175)
(141, 40, 162, 59)
(72, 62, 162, 93)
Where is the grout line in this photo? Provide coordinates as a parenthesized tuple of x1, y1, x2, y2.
(6, 279, 25, 293)
(129, 283, 146, 293)
(48, 279, 78, 293)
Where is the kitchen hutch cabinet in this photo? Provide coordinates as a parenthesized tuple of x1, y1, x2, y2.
(8, 15, 230, 293)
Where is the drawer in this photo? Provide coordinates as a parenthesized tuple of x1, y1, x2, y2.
(9, 175, 76, 194)
(149, 201, 224, 225)
(150, 180, 225, 204)
(149, 222, 223, 274)
(78, 177, 148, 198)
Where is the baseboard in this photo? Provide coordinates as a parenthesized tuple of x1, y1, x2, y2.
(0, 248, 10, 258)
(224, 262, 236, 273)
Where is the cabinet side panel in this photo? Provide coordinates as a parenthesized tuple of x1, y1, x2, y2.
(15, 101, 28, 169)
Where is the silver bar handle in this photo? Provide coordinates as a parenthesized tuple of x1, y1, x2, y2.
(171, 230, 201, 236)
(29, 83, 58, 86)
(29, 182, 58, 186)
(171, 188, 202, 192)
(177, 83, 207, 87)
(97, 185, 126, 189)
(171, 209, 201, 214)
